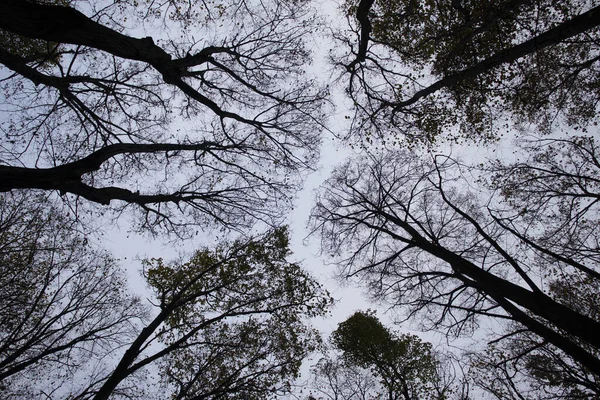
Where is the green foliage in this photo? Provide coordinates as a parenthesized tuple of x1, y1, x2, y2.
(331, 311, 440, 400)
(342, 0, 600, 144)
(143, 227, 333, 399)
(331, 310, 397, 368)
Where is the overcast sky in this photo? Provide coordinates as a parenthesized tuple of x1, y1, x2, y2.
(99, 0, 523, 347)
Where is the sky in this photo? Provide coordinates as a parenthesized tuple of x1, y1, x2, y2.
(100, 0, 378, 339)
(6, 1, 600, 399)
(4, 2, 580, 399)
(19, 0, 536, 395)
(97, 0, 522, 350)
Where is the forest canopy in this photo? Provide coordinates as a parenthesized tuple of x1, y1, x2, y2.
(0, 0, 327, 236)
(338, 0, 600, 144)
(0, 194, 331, 399)
(2, 0, 600, 399)
(0, 0, 332, 398)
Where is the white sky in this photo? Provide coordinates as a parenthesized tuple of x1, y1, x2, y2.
(98, 0, 524, 346)
(101, 0, 377, 339)
(84, 0, 526, 394)
(5, 1, 592, 399)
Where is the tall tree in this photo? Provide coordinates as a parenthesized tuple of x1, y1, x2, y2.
(337, 0, 600, 144)
(91, 227, 331, 400)
(0, 0, 327, 235)
(0, 209, 332, 399)
(329, 311, 442, 400)
(309, 137, 600, 387)
(0, 191, 146, 399)
(469, 324, 600, 399)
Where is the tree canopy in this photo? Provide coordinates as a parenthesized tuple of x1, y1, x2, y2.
(310, 137, 600, 397)
(94, 226, 331, 400)
(0, 201, 332, 399)
(0, 0, 327, 235)
(3, 0, 600, 399)
(338, 0, 600, 144)
(316, 0, 600, 395)
(307, 311, 459, 400)
(0, 1, 332, 398)
(331, 311, 441, 400)
(0, 191, 145, 398)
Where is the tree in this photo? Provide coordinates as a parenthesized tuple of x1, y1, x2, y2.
(464, 136, 600, 399)
(91, 226, 332, 400)
(0, 191, 146, 399)
(0, 0, 67, 70)
(329, 311, 442, 400)
(309, 138, 600, 388)
(469, 326, 600, 399)
(0, 0, 327, 235)
(0, 192, 332, 399)
(337, 0, 600, 144)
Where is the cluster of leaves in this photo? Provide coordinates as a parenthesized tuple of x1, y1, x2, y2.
(338, 0, 600, 145)
(134, 227, 333, 400)
(331, 311, 440, 400)
(307, 311, 451, 400)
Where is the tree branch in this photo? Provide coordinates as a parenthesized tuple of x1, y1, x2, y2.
(0, 0, 263, 126)
(390, 4, 600, 110)
(0, 142, 239, 205)
(346, 0, 375, 72)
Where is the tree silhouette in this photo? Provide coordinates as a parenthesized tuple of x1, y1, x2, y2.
(311, 140, 600, 381)
(0, 0, 327, 235)
(0, 212, 332, 399)
(331, 311, 441, 400)
(337, 0, 600, 144)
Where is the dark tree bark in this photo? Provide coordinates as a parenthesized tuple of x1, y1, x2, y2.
(389, 4, 600, 110)
(338, 0, 600, 143)
(346, 0, 376, 72)
(311, 148, 600, 378)
(0, 0, 326, 235)
(0, 142, 239, 205)
(368, 207, 600, 376)
(0, 0, 259, 124)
